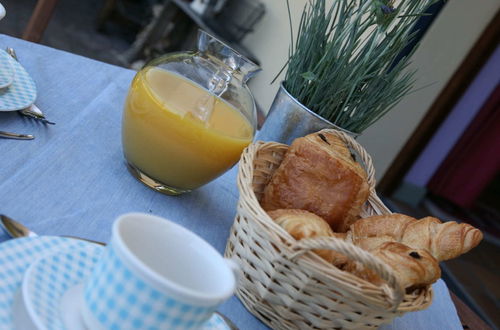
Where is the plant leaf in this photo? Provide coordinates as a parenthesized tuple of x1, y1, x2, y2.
(300, 71, 317, 81)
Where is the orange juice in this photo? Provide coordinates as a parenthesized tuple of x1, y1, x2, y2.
(122, 67, 253, 192)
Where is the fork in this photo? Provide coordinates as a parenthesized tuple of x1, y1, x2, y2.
(5, 47, 55, 125)
(18, 103, 55, 125)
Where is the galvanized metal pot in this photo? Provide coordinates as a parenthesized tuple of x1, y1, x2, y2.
(256, 83, 357, 145)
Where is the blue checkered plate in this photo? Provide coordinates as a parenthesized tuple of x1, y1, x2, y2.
(0, 50, 15, 89)
(0, 49, 37, 111)
(0, 236, 96, 329)
(18, 241, 231, 330)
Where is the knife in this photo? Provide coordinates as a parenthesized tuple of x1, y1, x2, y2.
(0, 130, 34, 140)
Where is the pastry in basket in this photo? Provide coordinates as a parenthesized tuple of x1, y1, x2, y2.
(267, 209, 348, 267)
(346, 213, 483, 261)
(268, 209, 442, 290)
(344, 242, 441, 290)
(261, 131, 370, 232)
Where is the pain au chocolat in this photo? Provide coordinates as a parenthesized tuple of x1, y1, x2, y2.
(261, 131, 369, 232)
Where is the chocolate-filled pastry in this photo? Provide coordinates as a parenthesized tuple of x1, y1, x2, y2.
(261, 131, 369, 232)
(344, 242, 441, 290)
(267, 209, 348, 266)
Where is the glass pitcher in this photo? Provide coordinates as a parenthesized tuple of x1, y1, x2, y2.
(122, 30, 260, 195)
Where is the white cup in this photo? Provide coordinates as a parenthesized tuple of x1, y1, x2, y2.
(0, 3, 5, 21)
(81, 213, 239, 329)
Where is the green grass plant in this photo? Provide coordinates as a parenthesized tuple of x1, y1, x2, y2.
(278, 0, 435, 133)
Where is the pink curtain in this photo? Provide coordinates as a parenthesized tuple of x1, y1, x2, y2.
(427, 83, 500, 208)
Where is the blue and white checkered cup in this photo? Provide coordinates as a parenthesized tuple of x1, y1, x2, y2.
(81, 213, 239, 330)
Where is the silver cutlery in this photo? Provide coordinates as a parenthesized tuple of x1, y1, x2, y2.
(0, 214, 239, 329)
(19, 103, 55, 125)
(5, 47, 17, 61)
(5, 47, 55, 125)
(215, 312, 238, 329)
(0, 214, 104, 245)
(0, 130, 34, 140)
(0, 214, 38, 238)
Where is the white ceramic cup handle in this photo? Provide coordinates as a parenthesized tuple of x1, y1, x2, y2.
(0, 4, 5, 21)
(224, 258, 241, 283)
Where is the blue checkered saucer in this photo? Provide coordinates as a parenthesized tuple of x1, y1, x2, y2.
(0, 49, 37, 111)
(19, 242, 231, 330)
(0, 50, 15, 89)
(0, 236, 98, 329)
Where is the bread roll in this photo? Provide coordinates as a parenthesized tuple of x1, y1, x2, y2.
(261, 131, 369, 232)
(267, 209, 348, 266)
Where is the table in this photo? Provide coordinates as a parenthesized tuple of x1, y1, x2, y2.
(0, 34, 463, 329)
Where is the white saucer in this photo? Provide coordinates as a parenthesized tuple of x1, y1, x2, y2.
(19, 244, 232, 330)
(0, 236, 97, 328)
(0, 49, 37, 111)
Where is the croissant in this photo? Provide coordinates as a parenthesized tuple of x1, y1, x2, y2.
(347, 213, 483, 261)
(345, 242, 441, 290)
(267, 209, 348, 266)
(402, 216, 483, 261)
(347, 214, 415, 251)
(261, 131, 369, 232)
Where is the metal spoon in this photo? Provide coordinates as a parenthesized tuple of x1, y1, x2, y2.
(215, 312, 239, 330)
(0, 214, 104, 245)
(0, 130, 34, 140)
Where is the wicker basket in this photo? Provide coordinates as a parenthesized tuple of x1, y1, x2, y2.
(224, 129, 433, 329)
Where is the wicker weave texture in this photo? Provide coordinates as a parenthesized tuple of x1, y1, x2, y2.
(225, 129, 433, 329)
